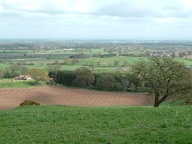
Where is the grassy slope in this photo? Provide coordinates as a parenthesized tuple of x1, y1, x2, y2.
(0, 106, 191, 144)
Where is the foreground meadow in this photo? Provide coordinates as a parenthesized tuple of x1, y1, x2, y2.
(0, 106, 191, 143)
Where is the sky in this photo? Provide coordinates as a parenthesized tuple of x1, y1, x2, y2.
(0, 0, 192, 40)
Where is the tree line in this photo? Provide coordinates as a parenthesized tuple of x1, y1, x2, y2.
(48, 67, 142, 92)
(49, 57, 192, 107)
(0, 56, 191, 107)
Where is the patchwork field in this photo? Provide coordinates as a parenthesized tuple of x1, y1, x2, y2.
(0, 86, 149, 110)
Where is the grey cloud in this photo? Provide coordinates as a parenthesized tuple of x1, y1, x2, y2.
(90, 0, 192, 18)
(1, 0, 191, 18)
(0, 0, 192, 40)
(0, 0, 90, 16)
(91, 1, 155, 17)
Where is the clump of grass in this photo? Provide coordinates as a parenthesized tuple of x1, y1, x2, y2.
(20, 100, 40, 106)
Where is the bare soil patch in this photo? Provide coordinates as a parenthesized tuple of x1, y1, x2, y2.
(0, 86, 150, 110)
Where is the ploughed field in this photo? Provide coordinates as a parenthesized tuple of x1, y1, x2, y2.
(0, 86, 149, 110)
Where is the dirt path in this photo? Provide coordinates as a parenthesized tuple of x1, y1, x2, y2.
(0, 86, 150, 110)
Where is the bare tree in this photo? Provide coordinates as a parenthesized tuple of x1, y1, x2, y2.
(132, 57, 192, 107)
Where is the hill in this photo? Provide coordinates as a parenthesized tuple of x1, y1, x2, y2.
(0, 106, 191, 143)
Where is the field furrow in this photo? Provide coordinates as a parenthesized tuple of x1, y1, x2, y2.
(0, 86, 150, 110)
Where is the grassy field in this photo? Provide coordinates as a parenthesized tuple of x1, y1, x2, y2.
(1, 48, 192, 73)
(0, 79, 46, 88)
(0, 48, 192, 72)
(0, 106, 191, 143)
(0, 56, 144, 72)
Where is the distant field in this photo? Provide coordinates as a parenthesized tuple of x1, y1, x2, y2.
(176, 58, 192, 65)
(0, 55, 145, 72)
(0, 63, 9, 69)
(0, 106, 191, 143)
(1, 47, 192, 73)
(79, 56, 144, 66)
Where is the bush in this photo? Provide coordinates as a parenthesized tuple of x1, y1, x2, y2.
(20, 100, 40, 106)
(73, 67, 95, 87)
(96, 74, 117, 91)
(56, 70, 76, 86)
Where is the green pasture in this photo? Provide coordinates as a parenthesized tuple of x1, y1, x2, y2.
(0, 53, 73, 60)
(0, 49, 192, 72)
(176, 58, 192, 65)
(79, 56, 145, 66)
(0, 79, 46, 88)
(58, 56, 144, 72)
(0, 63, 9, 69)
(0, 106, 191, 143)
(0, 56, 144, 72)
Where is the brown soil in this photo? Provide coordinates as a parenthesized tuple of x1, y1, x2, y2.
(0, 86, 150, 110)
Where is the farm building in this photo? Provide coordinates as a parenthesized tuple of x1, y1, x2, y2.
(15, 75, 32, 80)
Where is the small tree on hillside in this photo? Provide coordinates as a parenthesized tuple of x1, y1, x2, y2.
(0, 68, 5, 78)
(113, 60, 120, 67)
(19, 66, 29, 75)
(46, 64, 61, 72)
(131, 57, 192, 107)
(28, 68, 48, 83)
(63, 58, 70, 65)
(123, 60, 129, 67)
(89, 63, 95, 71)
(7, 64, 20, 77)
(96, 61, 101, 67)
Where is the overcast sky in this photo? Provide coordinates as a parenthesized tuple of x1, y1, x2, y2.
(0, 0, 192, 40)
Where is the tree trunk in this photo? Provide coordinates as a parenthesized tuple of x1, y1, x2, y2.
(154, 94, 160, 107)
(154, 94, 169, 107)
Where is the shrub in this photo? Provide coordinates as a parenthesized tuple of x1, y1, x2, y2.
(96, 74, 117, 91)
(28, 68, 48, 82)
(73, 67, 95, 87)
(55, 70, 76, 86)
(20, 100, 40, 106)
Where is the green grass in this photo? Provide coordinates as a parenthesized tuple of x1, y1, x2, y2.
(23, 56, 144, 72)
(0, 56, 142, 72)
(0, 63, 9, 69)
(0, 106, 191, 143)
(1, 53, 192, 73)
(58, 56, 144, 72)
(0, 79, 46, 88)
(177, 58, 192, 65)
(79, 56, 144, 66)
